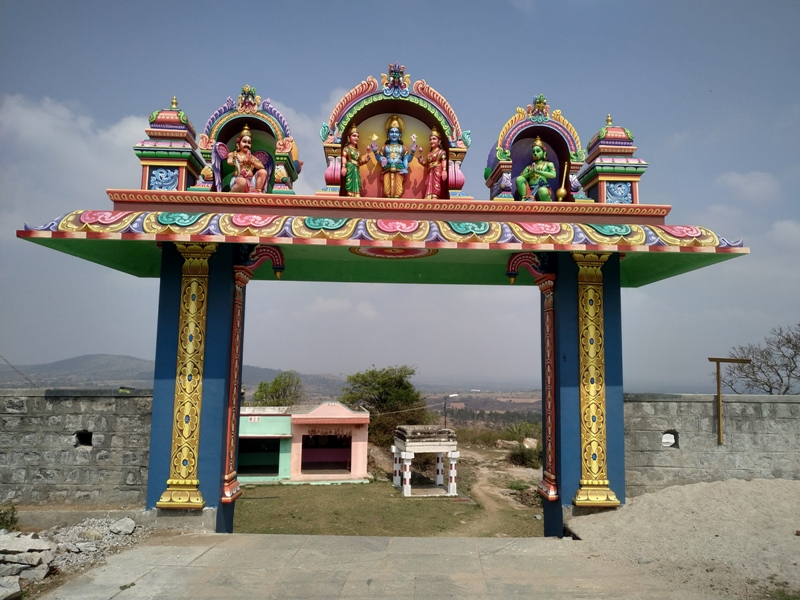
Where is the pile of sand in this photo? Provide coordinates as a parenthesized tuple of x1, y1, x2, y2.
(567, 479, 800, 598)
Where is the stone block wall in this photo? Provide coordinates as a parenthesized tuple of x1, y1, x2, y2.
(624, 393, 800, 497)
(0, 389, 152, 506)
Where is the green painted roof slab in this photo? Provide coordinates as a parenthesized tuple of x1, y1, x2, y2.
(20, 234, 747, 288)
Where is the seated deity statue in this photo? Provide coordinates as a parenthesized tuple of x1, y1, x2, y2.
(369, 114, 417, 198)
(416, 127, 447, 199)
(227, 125, 268, 193)
(341, 125, 371, 197)
(515, 137, 556, 201)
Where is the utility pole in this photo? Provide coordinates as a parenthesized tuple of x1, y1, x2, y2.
(445, 393, 458, 428)
(707, 357, 750, 445)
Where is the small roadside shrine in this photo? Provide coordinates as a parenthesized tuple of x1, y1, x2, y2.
(15, 65, 749, 534)
(392, 425, 459, 497)
(238, 402, 370, 483)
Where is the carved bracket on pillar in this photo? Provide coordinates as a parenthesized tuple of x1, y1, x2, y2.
(249, 244, 285, 278)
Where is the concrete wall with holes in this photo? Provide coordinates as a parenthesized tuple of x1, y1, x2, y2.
(624, 393, 800, 497)
(0, 389, 151, 505)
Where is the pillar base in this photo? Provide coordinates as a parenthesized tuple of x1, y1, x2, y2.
(156, 480, 206, 510)
(221, 472, 243, 504)
(573, 483, 620, 507)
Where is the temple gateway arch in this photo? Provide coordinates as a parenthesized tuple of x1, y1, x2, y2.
(17, 72, 747, 535)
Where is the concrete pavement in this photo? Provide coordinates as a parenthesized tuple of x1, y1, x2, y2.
(41, 533, 723, 599)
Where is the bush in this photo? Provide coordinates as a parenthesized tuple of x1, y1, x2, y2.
(508, 480, 530, 492)
(0, 502, 18, 531)
(507, 445, 542, 469)
(340, 365, 434, 447)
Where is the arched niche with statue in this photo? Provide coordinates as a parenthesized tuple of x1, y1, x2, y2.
(194, 85, 301, 194)
(318, 63, 471, 200)
(485, 95, 588, 202)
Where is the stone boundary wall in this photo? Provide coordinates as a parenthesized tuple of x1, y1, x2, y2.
(0, 389, 152, 506)
(624, 393, 800, 497)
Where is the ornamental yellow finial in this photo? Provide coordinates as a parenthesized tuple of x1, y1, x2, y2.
(606, 114, 613, 125)
(171, 96, 178, 109)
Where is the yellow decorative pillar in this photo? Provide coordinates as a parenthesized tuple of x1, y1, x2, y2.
(572, 252, 620, 507)
(157, 242, 217, 509)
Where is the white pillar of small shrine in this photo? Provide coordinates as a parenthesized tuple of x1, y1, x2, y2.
(401, 452, 414, 497)
(391, 445, 401, 488)
(447, 451, 460, 496)
(435, 452, 444, 486)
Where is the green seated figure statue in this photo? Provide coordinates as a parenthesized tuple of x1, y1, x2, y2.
(516, 137, 556, 201)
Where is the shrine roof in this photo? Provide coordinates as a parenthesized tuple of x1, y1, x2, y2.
(16, 190, 748, 289)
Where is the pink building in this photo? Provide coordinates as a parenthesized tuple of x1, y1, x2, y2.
(239, 402, 370, 483)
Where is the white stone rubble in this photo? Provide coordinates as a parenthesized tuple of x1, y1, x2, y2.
(0, 517, 150, 598)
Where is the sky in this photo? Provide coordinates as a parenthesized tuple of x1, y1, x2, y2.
(1, 0, 798, 392)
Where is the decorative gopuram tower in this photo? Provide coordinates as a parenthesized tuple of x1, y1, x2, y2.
(318, 63, 471, 199)
(16, 76, 748, 535)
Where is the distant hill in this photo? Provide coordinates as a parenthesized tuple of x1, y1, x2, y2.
(0, 354, 346, 396)
(0, 354, 535, 399)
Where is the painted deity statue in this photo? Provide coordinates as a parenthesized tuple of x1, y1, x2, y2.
(416, 127, 447, 199)
(515, 137, 556, 201)
(228, 125, 268, 193)
(341, 125, 371, 197)
(370, 114, 417, 198)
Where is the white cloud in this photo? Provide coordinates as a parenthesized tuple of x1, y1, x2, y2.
(508, 0, 538, 13)
(766, 219, 800, 248)
(0, 95, 143, 242)
(272, 87, 348, 196)
(713, 171, 782, 206)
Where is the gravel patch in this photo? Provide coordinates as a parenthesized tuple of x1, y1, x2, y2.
(567, 479, 800, 599)
(13, 517, 151, 598)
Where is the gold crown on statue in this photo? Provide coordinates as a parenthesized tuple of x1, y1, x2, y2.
(430, 127, 442, 140)
(238, 124, 253, 140)
(533, 136, 544, 148)
(385, 114, 405, 133)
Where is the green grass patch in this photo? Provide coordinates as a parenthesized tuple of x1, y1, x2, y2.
(234, 480, 543, 538)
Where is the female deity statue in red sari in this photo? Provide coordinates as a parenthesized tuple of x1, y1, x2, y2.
(416, 127, 447, 199)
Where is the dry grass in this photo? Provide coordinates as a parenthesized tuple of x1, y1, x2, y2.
(233, 479, 542, 538)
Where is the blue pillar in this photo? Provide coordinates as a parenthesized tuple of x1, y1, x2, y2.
(147, 243, 182, 510)
(543, 253, 581, 536)
(200, 244, 236, 532)
(603, 254, 626, 503)
(146, 243, 237, 533)
(542, 252, 626, 537)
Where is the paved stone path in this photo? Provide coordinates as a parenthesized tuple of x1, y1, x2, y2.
(42, 533, 724, 599)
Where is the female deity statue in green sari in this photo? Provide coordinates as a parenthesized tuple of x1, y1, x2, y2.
(341, 125, 371, 197)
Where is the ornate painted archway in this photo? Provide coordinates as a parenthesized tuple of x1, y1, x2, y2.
(16, 77, 748, 535)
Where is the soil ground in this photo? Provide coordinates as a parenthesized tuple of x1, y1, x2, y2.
(233, 444, 544, 538)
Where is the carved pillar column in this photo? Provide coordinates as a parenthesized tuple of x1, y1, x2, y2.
(401, 453, 413, 497)
(536, 276, 558, 501)
(157, 242, 217, 509)
(220, 266, 249, 504)
(221, 245, 284, 504)
(391, 445, 401, 488)
(447, 451, 459, 496)
(505, 252, 558, 501)
(572, 252, 619, 507)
